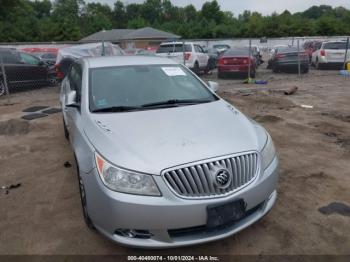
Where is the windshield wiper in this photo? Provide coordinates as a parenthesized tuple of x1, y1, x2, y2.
(141, 99, 213, 108)
(92, 99, 213, 113)
(92, 106, 143, 113)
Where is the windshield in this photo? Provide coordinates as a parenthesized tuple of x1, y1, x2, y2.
(223, 48, 251, 56)
(213, 45, 229, 49)
(156, 44, 192, 53)
(89, 65, 217, 112)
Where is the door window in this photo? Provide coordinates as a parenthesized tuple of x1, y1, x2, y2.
(20, 53, 40, 65)
(68, 63, 82, 103)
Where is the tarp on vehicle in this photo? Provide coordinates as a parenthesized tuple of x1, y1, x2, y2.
(55, 42, 124, 64)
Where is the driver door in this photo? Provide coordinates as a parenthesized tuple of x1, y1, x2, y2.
(63, 63, 82, 145)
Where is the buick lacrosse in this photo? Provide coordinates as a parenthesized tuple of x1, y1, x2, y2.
(60, 56, 278, 248)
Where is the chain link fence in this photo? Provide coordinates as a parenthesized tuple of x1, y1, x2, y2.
(1, 36, 349, 97)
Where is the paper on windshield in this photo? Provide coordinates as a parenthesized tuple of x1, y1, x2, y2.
(162, 67, 186, 76)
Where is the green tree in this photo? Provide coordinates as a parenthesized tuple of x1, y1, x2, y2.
(113, 1, 127, 28)
(201, 0, 223, 24)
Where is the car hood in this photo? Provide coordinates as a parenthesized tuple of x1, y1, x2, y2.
(84, 100, 265, 175)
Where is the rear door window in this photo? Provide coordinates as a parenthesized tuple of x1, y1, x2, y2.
(323, 42, 348, 50)
(157, 44, 192, 53)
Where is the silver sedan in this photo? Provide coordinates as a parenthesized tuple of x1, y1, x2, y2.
(60, 56, 279, 248)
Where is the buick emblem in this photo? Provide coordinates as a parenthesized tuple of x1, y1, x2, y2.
(214, 169, 232, 189)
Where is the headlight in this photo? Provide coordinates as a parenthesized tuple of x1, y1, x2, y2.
(261, 134, 276, 170)
(95, 153, 161, 196)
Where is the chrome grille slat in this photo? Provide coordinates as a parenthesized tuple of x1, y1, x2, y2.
(190, 166, 204, 195)
(170, 171, 186, 195)
(184, 167, 199, 195)
(164, 152, 259, 199)
(202, 164, 215, 194)
(177, 169, 194, 195)
(195, 165, 210, 193)
(230, 158, 238, 189)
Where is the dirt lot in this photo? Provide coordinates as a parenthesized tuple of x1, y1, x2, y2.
(0, 66, 349, 256)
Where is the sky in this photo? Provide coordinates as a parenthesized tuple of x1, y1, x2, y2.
(85, 0, 350, 15)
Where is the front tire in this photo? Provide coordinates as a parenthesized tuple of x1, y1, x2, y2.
(302, 66, 309, 74)
(316, 59, 323, 70)
(193, 61, 200, 75)
(63, 117, 69, 140)
(0, 80, 5, 97)
(250, 70, 256, 78)
(76, 161, 95, 230)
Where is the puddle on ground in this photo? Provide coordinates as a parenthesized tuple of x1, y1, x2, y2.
(0, 119, 30, 136)
(254, 115, 283, 123)
(319, 202, 350, 217)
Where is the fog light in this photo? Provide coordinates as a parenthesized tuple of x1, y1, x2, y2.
(114, 229, 152, 239)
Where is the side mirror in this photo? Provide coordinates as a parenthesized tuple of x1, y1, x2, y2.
(38, 61, 45, 66)
(208, 81, 220, 93)
(66, 90, 79, 108)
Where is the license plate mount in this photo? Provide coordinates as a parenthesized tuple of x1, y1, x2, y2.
(206, 199, 246, 228)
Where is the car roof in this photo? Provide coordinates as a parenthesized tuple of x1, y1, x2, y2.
(277, 46, 301, 53)
(0, 47, 17, 52)
(223, 48, 251, 56)
(83, 55, 178, 68)
(322, 40, 346, 44)
(160, 42, 193, 45)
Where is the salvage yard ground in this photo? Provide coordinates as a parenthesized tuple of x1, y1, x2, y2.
(0, 66, 349, 255)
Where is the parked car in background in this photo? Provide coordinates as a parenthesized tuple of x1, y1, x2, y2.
(20, 51, 57, 85)
(0, 48, 50, 95)
(303, 40, 321, 62)
(268, 46, 309, 73)
(156, 42, 209, 74)
(135, 49, 155, 56)
(205, 47, 220, 71)
(269, 45, 288, 59)
(247, 45, 264, 66)
(311, 41, 350, 69)
(212, 44, 230, 54)
(60, 55, 279, 248)
(145, 45, 159, 53)
(124, 47, 142, 55)
(32, 52, 57, 66)
(218, 48, 257, 78)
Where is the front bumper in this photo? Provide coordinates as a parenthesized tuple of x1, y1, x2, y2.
(82, 156, 279, 248)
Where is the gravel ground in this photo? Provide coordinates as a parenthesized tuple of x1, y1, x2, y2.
(0, 65, 349, 256)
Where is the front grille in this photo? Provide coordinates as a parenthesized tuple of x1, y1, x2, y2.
(163, 152, 259, 198)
